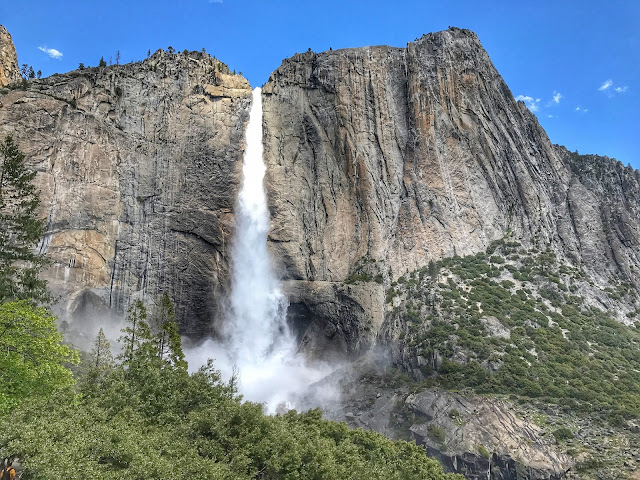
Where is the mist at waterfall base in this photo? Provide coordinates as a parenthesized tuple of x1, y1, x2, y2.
(185, 88, 336, 413)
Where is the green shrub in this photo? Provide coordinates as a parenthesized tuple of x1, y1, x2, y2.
(427, 424, 446, 444)
(552, 427, 574, 442)
(477, 444, 491, 459)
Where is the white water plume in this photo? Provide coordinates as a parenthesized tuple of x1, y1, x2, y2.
(186, 88, 333, 412)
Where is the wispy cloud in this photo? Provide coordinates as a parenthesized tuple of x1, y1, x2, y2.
(516, 95, 541, 112)
(575, 106, 589, 113)
(553, 92, 563, 104)
(38, 46, 63, 59)
(599, 79, 629, 97)
(209, 0, 223, 3)
(598, 79, 613, 91)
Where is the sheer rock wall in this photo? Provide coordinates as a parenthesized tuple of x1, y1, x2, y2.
(262, 27, 639, 356)
(0, 47, 251, 335)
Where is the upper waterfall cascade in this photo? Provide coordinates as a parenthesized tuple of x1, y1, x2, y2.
(187, 88, 331, 411)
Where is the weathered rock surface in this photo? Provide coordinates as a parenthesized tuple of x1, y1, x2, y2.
(262, 27, 640, 354)
(284, 280, 384, 359)
(315, 361, 571, 480)
(406, 390, 571, 479)
(0, 46, 251, 334)
(0, 26, 20, 87)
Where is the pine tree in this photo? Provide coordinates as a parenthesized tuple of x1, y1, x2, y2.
(118, 300, 152, 364)
(428, 259, 439, 279)
(0, 136, 49, 303)
(98, 56, 107, 68)
(91, 328, 114, 368)
(152, 293, 186, 369)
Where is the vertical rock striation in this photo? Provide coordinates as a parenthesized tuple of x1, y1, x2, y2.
(0, 44, 252, 335)
(262, 27, 640, 355)
(0, 26, 20, 87)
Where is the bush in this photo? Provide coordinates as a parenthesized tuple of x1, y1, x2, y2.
(552, 427, 574, 442)
(477, 444, 491, 458)
(427, 424, 446, 444)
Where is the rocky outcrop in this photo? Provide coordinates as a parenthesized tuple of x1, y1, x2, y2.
(557, 146, 640, 285)
(0, 26, 20, 87)
(284, 280, 384, 360)
(262, 27, 640, 354)
(406, 390, 571, 479)
(315, 361, 571, 480)
(0, 48, 251, 335)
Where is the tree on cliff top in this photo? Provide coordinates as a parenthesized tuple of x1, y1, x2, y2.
(0, 136, 49, 303)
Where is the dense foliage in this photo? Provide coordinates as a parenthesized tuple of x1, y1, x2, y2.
(0, 301, 78, 413)
(387, 237, 640, 423)
(1, 311, 460, 480)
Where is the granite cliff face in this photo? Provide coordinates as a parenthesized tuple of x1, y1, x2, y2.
(0, 47, 251, 334)
(262, 27, 639, 357)
(2, 25, 638, 349)
(0, 26, 20, 87)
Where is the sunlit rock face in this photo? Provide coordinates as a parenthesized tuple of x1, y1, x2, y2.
(0, 26, 20, 87)
(0, 45, 252, 335)
(262, 27, 640, 356)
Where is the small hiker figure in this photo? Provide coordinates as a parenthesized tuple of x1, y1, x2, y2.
(1, 459, 15, 480)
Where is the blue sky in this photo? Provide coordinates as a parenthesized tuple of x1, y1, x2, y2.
(2, 0, 638, 167)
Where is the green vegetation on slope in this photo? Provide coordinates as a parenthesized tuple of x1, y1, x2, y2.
(387, 237, 640, 423)
(0, 303, 460, 480)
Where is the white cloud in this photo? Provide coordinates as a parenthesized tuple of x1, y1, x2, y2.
(575, 106, 589, 113)
(598, 79, 613, 91)
(38, 46, 63, 59)
(515, 94, 541, 112)
(548, 114, 554, 118)
(553, 92, 563, 104)
(598, 80, 627, 97)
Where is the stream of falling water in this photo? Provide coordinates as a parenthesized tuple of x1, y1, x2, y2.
(186, 88, 332, 412)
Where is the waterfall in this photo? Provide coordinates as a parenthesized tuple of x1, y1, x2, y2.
(186, 88, 331, 412)
(226, 87, 291, 364)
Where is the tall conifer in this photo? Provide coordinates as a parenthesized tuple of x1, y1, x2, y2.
(0, 136, 48, 303)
